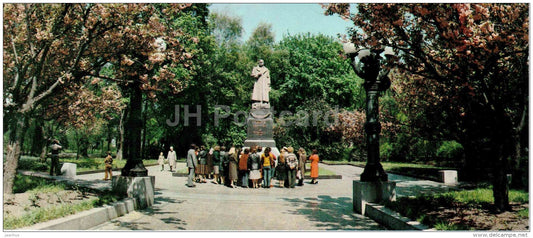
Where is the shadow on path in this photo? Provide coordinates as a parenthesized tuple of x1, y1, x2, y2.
(282, 195, 384, 230)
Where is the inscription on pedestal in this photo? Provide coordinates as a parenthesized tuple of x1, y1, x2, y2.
(247, 117, 273, 140)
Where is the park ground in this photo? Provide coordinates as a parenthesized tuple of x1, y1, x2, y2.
(5, 161, 528, 231)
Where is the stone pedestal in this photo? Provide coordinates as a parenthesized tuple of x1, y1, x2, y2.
(112, 176, 155, 209)
(244, 107, 277, 150)
(438, 170, 458, 185)
(60, 163, 77, 178)
(353, 181, 396, 215)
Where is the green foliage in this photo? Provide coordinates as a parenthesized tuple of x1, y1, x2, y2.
(517, 208, 529, 219)
(91, 193, 120, 207)
(443, 188, 527, 205)
(433, 222, 470, 231)
(18, 156, 48, 172)
(270, 33, 360, 112)
(436, 140, 464, 160)
(13, 174, 55, 194)
(380, 142, 394, 161)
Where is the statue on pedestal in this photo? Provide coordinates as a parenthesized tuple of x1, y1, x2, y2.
(245, 59, 277, 153)
(251, 59, 271, 109)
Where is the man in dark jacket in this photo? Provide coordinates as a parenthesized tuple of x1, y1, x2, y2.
(186, 144, 198, 187)
(50, 140, 62, 176)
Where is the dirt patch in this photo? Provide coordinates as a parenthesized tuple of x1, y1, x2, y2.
(426, 203, 528, 230)
(3, 189, 99, 219)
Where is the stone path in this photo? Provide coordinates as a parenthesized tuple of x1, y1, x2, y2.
(88, 163, 456, 231)
(21, 162, 457, 230)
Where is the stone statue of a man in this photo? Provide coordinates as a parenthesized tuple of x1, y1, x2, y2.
(251, 59, 271, 105)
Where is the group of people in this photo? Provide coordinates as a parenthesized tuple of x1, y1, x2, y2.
(159, 144, 320, 188)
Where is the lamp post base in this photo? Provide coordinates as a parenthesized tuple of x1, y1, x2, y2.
(353, 180, 396, 215)
(360, 163, 388, 182)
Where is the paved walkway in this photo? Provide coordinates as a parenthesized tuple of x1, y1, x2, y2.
(89, 163, 456, 231)
(21, 162, 457, 230)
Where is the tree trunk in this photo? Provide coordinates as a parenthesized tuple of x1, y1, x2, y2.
(121, 82, 147, 176)
(4, 114, 27, 194)
(491, 113, 513, 212)
(106, 123, 112, 153)
(79, 133, 89, 158)
(140, 100, 147, 160)
(493, 146, 510, 212)
(116, 108, 126, 160)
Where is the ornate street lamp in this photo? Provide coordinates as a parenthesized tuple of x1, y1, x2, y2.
(344, 43, 394, 182)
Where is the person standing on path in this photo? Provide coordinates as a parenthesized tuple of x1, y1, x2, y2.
(269, 149, 277, 187)
(219, 146, 228, 186)
(186, 144, 198, 187)
(50, 139, 62, 176)
(309, 149, 320, 184)
(228, 146, 239, 188)
(276, 147, 288, 188)
(167, 146, 177, 172)
(285, 147, 298, 188)
(248, 146, 261, 189)
(212, 146, 221, 184)
(261, 147, 274, 188)
(197, 146, 208, 183)
(104, 151, 113, 180)
(297, 148, 307, 186)
(238, 148, 250, 188)
(158, 152, 166, 171)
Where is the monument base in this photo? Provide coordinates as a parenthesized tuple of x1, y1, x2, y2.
(243, 139, 277, 148)
(112, 176, 155, 209)
(353, 180, 396, 215)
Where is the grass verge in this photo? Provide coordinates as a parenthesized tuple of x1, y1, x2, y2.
(322, 160, 453, 181)
(5, 175, 122, 230)
(18, 156, 158, 173)
(384, 188, 529, 230)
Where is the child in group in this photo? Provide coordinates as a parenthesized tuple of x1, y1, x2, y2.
(158, 152, 166, 171)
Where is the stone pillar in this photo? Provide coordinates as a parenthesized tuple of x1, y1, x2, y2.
(438, 170, 458, 185)
(60, 163, 77, 178)
(353, 181, 396, 215)
(112, 176, 155, 209)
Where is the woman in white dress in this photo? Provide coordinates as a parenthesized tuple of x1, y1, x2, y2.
(167, 146, 177, 172)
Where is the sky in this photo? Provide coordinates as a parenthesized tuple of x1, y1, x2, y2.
(208, 3, 354, 42)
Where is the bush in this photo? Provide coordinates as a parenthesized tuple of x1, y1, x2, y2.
(380, 142, 394, 161)
(436, 140, 464, 160)
(13, 175, 55, 193)
(410, 139, 437, 162)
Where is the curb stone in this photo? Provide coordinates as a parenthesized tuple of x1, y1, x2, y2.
(364, 202, 436, 231)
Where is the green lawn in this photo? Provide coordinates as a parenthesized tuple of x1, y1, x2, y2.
(304, 166, 336, 176)
(18, 156, 158, 173)
(322, 160, 453, 181)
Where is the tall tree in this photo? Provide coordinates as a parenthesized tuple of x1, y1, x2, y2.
(247, 22, 275, 61)
(210, 12, 243, 47)
(3, 3, 193, 193)
(325, 3, 528, 211)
